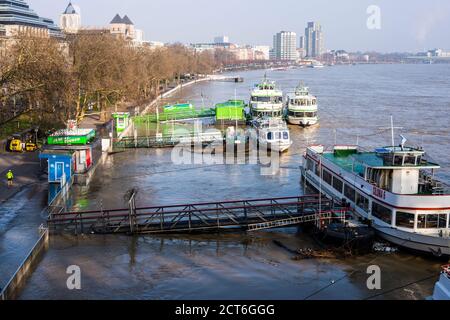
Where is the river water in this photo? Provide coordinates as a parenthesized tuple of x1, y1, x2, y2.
(19, 64, 450, 299)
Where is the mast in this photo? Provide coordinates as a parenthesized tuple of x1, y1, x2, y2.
(390, 115, 395, 147)
(234, 88, 238, 130)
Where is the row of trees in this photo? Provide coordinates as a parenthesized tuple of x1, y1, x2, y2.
(0, 33, 231, 129)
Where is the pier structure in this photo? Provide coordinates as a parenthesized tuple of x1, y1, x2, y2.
(47, 194, 351, 235)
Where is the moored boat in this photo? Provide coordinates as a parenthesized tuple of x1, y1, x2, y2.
(318, 219, 375, 249)
(308, 61, 325, 68)
(286, 82, 319, 127)
(252, 118, 292, 153)
(248, 75, 284, 120)
(300, 140, 450, 257)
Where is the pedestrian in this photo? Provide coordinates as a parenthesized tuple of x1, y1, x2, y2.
(6, 170, 13, 188)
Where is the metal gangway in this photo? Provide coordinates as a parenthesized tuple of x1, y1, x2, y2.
(113, 132, 225, 149)
(47, 195, 350, 235)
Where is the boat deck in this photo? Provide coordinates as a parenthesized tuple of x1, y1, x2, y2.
(323, 151, 440, 173)
(322, 152, 370, 176)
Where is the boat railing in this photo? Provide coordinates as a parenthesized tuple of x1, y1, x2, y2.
(419, 173, 450, 195)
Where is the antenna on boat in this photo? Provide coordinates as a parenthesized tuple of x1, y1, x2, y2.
(400, 134, 407, 150)
(234, 88, 238, 130)
(390, 116, 395, 147)
(380, 116, 403, 147)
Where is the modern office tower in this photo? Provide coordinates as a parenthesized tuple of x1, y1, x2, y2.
(0, 0, 62, 38)
(304, 22, 324, 58)
(273, 31, 297, 61)
(299, 36, 305, 49)
(214, 35, 230, 44)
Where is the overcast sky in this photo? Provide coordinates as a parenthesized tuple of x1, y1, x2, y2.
(27, 0, 450, 52)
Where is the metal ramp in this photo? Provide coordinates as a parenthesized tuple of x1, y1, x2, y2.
(47, 195, 349, 235)
(113, 132, 224, 149)
(247, 212, 333, 231)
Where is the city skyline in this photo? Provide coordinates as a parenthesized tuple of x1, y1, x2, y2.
(22, 0, 450, 52)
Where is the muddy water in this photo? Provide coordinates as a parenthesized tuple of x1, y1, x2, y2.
(19, 64, 450, 299)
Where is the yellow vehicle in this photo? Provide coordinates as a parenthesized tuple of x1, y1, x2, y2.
(9, 139, 23, 152)
(25, 142, 37, 152)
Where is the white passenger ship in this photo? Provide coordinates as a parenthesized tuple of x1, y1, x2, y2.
(287, 83, 318, 127)
(300, 141, 450, 256)
(249, 75, 284, 120)
(252, 118, 292, 153)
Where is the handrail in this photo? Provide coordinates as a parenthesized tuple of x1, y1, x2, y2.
(54, 195, 324, 216)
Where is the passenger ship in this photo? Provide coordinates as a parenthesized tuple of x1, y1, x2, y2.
(248, 75, 284, 120)
(252, 118, 292, 153)
(286, 83, 318, 127)
(300, 142, 450, 256)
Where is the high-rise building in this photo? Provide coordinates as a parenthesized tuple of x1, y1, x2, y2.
(60, 2, 81, 34)
(299, 36, 305, 49)
(304, 22, 324, 58)
(0, 0, 62, 38)
(214, 35, 229, 44)
(272, 31, 297, 61)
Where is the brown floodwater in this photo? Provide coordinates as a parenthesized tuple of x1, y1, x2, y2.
(18, 64, 450, 299)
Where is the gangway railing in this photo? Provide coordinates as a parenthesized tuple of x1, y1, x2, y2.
(47, 195, 349, 235)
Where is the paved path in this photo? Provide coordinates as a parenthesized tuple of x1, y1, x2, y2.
(0, 151, 44, 203)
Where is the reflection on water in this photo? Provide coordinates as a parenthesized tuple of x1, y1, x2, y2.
(20, 64, 450, 299)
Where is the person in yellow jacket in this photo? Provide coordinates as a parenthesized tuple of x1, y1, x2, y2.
(6, 170, 14, 187)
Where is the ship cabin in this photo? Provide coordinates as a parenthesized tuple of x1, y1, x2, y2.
(305, 145, 450, 234)
(326, 147, 446, 195)
(250, 82, 283, 118)
(368, 146, 445, 195)
(321, 146, 446, 196)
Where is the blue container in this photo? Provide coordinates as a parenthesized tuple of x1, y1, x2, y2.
(39, 151, 75, 183)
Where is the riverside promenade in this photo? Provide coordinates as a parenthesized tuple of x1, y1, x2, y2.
(0, 75, 218, 295)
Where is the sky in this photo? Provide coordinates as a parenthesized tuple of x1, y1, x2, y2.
(27, 0, 450, 52)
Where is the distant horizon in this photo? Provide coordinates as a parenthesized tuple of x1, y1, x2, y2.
(26, 0, 450, 53)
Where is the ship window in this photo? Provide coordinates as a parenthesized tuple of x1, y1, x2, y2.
(267, 132, 273, 140)
(344, 184, 356, 202)
(355, 192, 369, 212)
(306, 158, 314, 172)
(315, 163, 321, 176)
(332, 176, 343, 193)
(396, 212, 415, 229)
(417, 214, 447, 229)
(323, 169, 332, 185)
(394, 156, 403, 166)
(283, 132, 289, 140)
(404, 156, 416, 165)
(372, 202, 392, 224)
